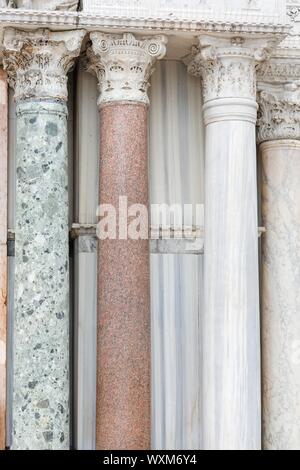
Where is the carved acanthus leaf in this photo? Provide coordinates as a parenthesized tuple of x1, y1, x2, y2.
(257, 84, 300, 143)
(86, 32, 167, 107)
(3, 28, 85, 102)
(185, 35, 276, 102)
(257, 52, 300, 143)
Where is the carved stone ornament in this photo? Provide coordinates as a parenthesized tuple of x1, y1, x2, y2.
(185, 35, 276, 103)
(256, 55, 300, 143)
(12, 0, 79, 10)
(3, 28, 85, 102)
(87, 32, 167, 107)
(257, 83, 300, 143)
(258, 58, 300, 84)
(287, 1, 300, 21)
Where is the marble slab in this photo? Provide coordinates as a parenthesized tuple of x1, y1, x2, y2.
(82, 0, 286, 24)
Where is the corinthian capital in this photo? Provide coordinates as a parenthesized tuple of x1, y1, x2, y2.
(186, 35, 276, 103)
(3, 28, 85, 102)
(87, 32, 167, 107)
(257, 58, 300, 143)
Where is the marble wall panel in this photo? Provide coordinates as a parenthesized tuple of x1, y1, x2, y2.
(0, 69, 8, 450)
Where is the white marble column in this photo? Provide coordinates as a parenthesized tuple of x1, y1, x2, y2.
(3, 28, 84, 450)
(257, 66, 300, 449)
(187, 35, 273, 450)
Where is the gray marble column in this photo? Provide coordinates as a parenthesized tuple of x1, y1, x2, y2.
(3, 28, 84, 450)
(257, 62, 300, 449)
(187, 35, 273, 450)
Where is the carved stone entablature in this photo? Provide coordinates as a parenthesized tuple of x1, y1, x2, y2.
(87, 32, 167, 107)
(12, 0, 79, 10)
(0, 2, 290, 38)
(258, 58, 300, 83)
(257, 85, 300, 142)
(2, 28, 85, 102)
(185, 35, 276, 103)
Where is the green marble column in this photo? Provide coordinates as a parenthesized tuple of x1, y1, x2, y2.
(3, 28, 85, 450)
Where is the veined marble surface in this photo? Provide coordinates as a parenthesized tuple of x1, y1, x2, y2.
(149, 60, 204, 220)
(151, 255, 203, 450)
(261, 140, 300, 450)
(73, 69, 99, 450)
(0, 69, 8, 450)
(203, 120, 261, 450)
(6, 87, 16, 449)
(150, 60, 204, 449)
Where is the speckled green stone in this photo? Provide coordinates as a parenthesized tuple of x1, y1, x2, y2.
(13, 101, 69, 450)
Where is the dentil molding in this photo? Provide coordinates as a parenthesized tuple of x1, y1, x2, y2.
(86, 32, 167, 107)
(0, 1, 290, 39)
(2, 28, 85, 102)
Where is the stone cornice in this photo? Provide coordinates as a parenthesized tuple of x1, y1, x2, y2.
(0, 3, 291, 63)
(2, 27, 85, 102)
(0, 8, 291, 36)
(185, 35, 277, 103)
(86, 32, 167, 107)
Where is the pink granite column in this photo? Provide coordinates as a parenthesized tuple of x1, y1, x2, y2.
(0, 68, 8, 450)
(98, 103, 150, 449)
(88, 32, 167, 450)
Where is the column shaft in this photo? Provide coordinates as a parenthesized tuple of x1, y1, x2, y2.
(0, 68, 8, 450)
(88, 32, 167, 450)
(186, 35, 270, 449)
(13, 101, 69, 449)
(260, 140, 300, 450)
(97, 103, 150, 449)
(203, 107, 261, 449)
